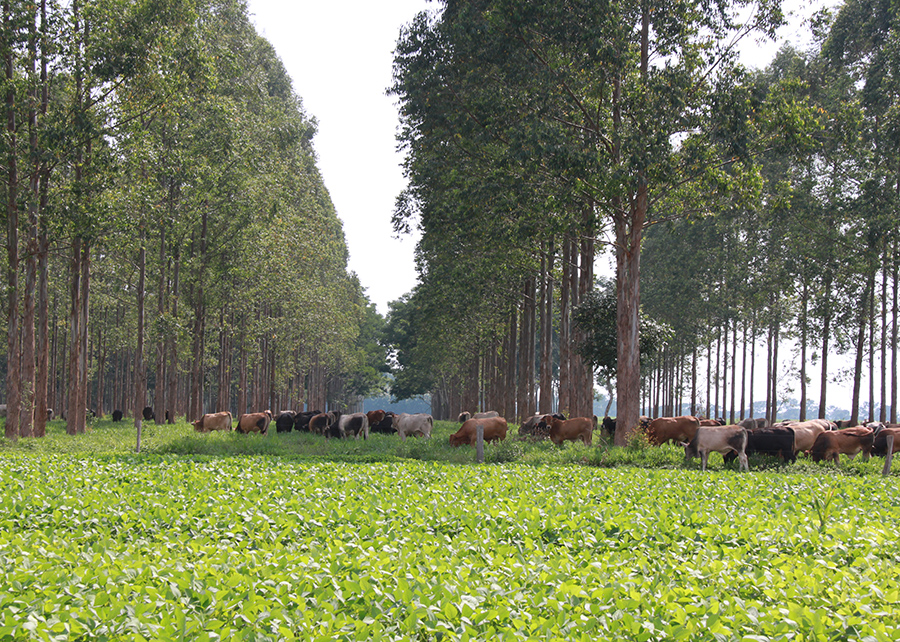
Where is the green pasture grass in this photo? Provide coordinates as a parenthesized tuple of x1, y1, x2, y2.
(2, 416, 898, 477)
(1, 455, 899, 641)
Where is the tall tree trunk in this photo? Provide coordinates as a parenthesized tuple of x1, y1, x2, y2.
(749, 315, 756, 418)
(705, 337, 712, 419)
(730, 317, 737, 424)
(799, 278, 808, 422)
(880, 251, 888, 423)
(539, 242, 554, 414)
(66, 238, 82, 435)
(577, 232, 594, 419)
(891, 240, 898, 424)
(134, 237, 146, 450)
(851, 273, 875, 425)
(76, 241, 90, 431)
(740, 318, 747, 420)
(154, 225, 167, 424)
(765, 319, 773, 424)
(690, 343, 697, 416)
(714, 325, 721, 419)
(868, 270, 876, 423)
(818, 273, 832, 419)
(558, 234, 572, 416)
(167, 250, 180, 423)
(4, 0, 20, 441)
(771, 315, 780, 423)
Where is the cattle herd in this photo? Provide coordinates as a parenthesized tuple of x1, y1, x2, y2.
(188, 408, 434, 440)
(182, 405, 900, 475)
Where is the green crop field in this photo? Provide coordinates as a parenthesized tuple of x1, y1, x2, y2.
(1, 419, 899, 641)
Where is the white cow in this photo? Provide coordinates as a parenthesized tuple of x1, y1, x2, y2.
(392, 413, 433, 440)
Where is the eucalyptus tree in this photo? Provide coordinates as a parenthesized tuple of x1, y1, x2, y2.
(392, 0, 812, 442)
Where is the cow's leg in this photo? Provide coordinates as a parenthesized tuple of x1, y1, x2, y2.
(701, 451, 709, 471)
(738, 451, 749, 472)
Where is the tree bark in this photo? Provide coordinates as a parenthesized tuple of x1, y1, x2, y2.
(818, 273, 832, 419)
(799, 278, 808, 422)
(539, 241, 554, 414)
(134, 236, 146, 450)
(558, 234, 571, 416)
(4, 0, 21, 441)
(850, 272, 875, 425)
(892, 240, 898, 424)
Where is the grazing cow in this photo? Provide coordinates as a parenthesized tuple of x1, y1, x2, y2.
(366, 410, 386, 429)
(775, 419, 833, 455)
(236, 411, 272, 435)
(809, 426, 874, 464)
(293, 410, 321, 432)
(192, 411, 234, 433)
(142, 406, 155, 421)
(308, 412, 330, 435)
(392, 413, 433, 440)
(647, 416, 700, 446)
(457, 412, 471, 423)
(601, 416, 617, 436)
(834, 419, 855, 429)
(370, 411, 397, 434)
(725, 425, 795, 464)
(683, 425, 749, 472)
(738, 417, 769, 431)
(699, 418, 725, 426)
(449, 417, 508, 447)
(339, 412, 369, 440)
(519, 412, 565, 439)
(112, 409, 123, 422)
(275, 411, 297, 433)
(537, 414, 593, 446)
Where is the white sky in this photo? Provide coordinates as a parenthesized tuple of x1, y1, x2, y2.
(246, 0, 884, 415)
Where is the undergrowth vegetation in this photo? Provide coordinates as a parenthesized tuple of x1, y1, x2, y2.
(2, 417, 899, 640)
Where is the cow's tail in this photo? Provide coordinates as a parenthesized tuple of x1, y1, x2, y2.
(227, 411, 234, 431)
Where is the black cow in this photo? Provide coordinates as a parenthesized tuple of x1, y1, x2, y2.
(601, 416, 616, 436)
(275, 411, 297, 433)
(112, 409, 123, 422)
(142, 406, 155, 421)
(293, 410, 321, 432)
(725, 425, 796, 464)
(370, 411, 397, 434)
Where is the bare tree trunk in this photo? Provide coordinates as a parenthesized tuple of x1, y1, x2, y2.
(740, 318, 747, 420)
(868, 271, 876, 423)
(690, 343, 697, 416)
(771, 315, 780, 423)
(881, 251, 888, 423)
(154, 225, 167, 424)
(4, 0, 20, 441)
(765, 319, 773, 424)
(539, 242, 554, 414)
(66, 238, 82, 435)
(749, 316, 756, 418)
(819, 273, 832, 419)
(558, 234, 571, 416)
(892, 241, 898, 424)
(799, 278, 808, 422)
(134, 236, 146, 450)
(705, 338, 711, 419)
(730, 317, 737, 424)
(714, 325, 721, 419)
(76, 241, 90, 431)
(167, 250, 180, 423)
(577, 232, 594, 419)
(851, 273, 874, 425)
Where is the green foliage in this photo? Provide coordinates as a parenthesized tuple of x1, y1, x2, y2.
(2, 434, 900, 640)
(573, 278, 673, 384)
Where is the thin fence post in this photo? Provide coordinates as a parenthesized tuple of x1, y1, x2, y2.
(476, 423, 484, 464)
(883, 435, 894, 477)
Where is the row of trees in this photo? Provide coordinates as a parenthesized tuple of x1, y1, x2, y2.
(387, 0, 897, 434)
(2, 0, 386, 441)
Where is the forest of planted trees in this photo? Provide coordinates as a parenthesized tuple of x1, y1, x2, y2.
(387, 0, 898, 443)
(0, 0, 390, 441)
(2, 0, 898, 445)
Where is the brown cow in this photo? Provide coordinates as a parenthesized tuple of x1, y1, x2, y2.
(366, 410, 386, 427)
(449, 417, 508, 447)
(647, 416, 700, 446)
(873, 427, 900, 476)
(236, 411, 272, 435)
(809, 426, 874, 464)
(699, 418, 725, 426)
(192, 411, 233, 433)
(538, 414, 593, 446)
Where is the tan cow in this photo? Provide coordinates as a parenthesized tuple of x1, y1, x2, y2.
(392, 413, 433, 440)
(682, 425, 749, 472)
(236, 411, 272, 435)
(192, 411, 233, 433)
(775, 419, 833, 455)
(449, 417, 508, 447)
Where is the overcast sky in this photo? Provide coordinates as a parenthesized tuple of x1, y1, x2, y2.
(246, 0, 872, 413)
